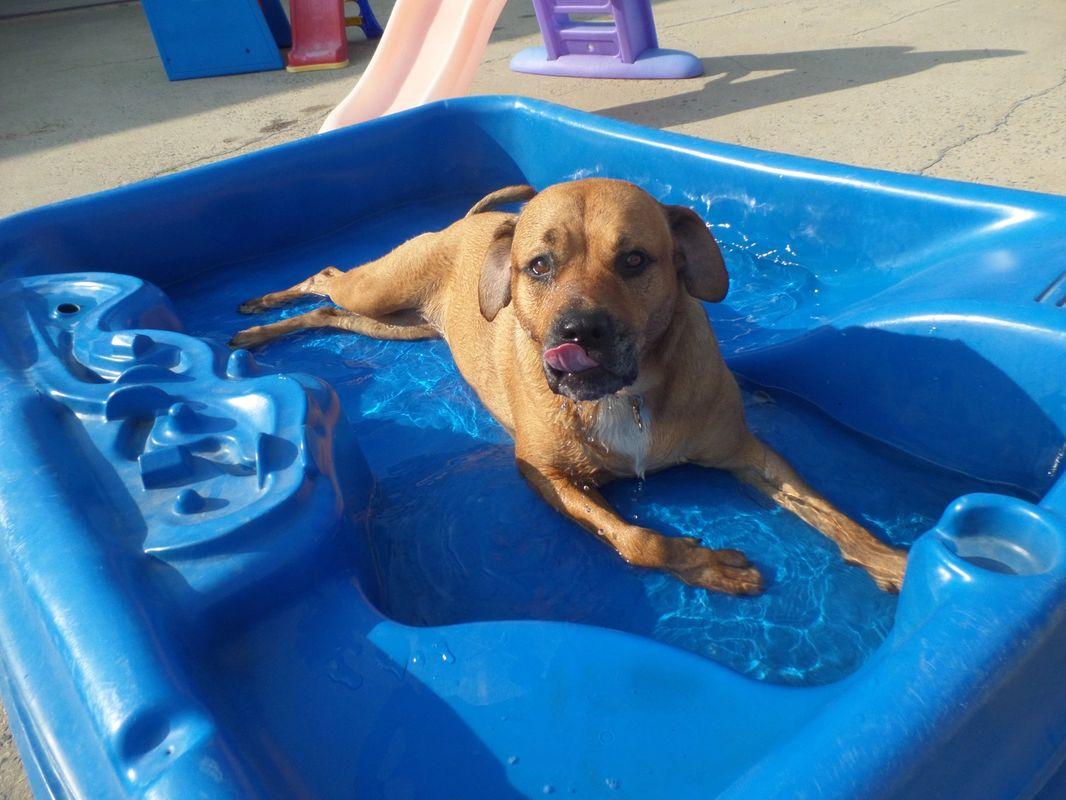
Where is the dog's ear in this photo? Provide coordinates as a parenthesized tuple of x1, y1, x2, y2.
(662, 204, 729, 302)
(479, 219, 516, 321)
(467, 185, 537, 217)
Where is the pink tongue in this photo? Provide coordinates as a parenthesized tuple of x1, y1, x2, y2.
(544, 342, 599, 373)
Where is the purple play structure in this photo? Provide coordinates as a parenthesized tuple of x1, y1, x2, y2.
(510, 0, 703, 79)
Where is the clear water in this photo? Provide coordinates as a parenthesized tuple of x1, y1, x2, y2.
(168, 198, 1025, 686)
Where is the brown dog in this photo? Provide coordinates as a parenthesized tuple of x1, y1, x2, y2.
(231, 179, 907, 595)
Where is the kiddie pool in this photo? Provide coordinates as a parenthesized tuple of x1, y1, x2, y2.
(0, 97, 1064, 800)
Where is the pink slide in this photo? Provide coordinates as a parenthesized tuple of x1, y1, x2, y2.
(319, 0, 508, 133)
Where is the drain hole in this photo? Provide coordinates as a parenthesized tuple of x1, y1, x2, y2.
(56, 303, 81, 315)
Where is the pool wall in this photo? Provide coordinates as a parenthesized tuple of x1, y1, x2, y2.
(0, 97, 1063, 799)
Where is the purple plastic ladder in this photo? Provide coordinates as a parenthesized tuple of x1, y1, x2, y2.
(511, 0, 702, 79)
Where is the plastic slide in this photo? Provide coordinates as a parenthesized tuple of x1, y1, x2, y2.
(319, 0, 507, 133)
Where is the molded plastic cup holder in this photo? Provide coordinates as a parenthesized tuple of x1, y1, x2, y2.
(938, 496, 1063, 576)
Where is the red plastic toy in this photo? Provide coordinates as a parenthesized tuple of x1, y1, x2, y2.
(286, 0, 382, 72)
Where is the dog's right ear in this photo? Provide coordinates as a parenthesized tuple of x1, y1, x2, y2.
(479, 219, 516, 321)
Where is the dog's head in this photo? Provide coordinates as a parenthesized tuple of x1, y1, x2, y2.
(478, 178, 729, 401)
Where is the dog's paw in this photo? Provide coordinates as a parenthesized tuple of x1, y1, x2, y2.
(866, 548, 908, 593)
(666, 538, 764, 596)
(843, 542, 908, 593)
(228, 327, 268, 349)
(238, 299, 268, 314)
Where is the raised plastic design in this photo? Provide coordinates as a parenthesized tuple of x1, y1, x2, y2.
(0, 272, 365, 619)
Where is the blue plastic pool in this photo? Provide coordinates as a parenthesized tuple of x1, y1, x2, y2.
(0, 97, 1064, 799)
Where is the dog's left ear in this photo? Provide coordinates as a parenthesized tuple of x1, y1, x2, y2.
(662, 205, 729, 302)
(479, 219, 516, 321)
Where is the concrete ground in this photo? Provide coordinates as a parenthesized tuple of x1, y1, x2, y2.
(0, 0, 1063, 795)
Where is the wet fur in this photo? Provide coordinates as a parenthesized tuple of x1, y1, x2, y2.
(231, 179, 908, 595)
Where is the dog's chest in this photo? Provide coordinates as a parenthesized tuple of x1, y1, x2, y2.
(586, 397, 652, 478)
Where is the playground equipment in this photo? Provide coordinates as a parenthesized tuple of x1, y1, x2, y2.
(141, 0, 697, 91)
(141, 0, 292, 80)
(511, 0, 703, 78)
(320, 0, 507, 132)
(320, 0, 700, 132)
(140, 0, 382, 80)
(286, 0, 383, 72)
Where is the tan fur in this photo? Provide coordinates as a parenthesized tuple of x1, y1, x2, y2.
(232, 179, 907, 595)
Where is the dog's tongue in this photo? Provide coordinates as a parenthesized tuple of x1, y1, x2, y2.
(544, 343, 599, 373)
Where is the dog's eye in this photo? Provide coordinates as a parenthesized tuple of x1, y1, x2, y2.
(528, 256, 552, 277)
(618, 250, 650, 275)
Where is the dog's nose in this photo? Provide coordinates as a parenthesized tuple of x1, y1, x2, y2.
(556, 309, 613, 348)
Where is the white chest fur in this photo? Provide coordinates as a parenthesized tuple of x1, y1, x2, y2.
(588, 396, 652, 478)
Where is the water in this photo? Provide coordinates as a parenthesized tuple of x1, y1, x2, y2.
(168, 198, 1026, 686)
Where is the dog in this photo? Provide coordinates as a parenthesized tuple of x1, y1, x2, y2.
(231, 179, 907, 595)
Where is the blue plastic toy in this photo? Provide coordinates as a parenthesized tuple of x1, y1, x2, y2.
(0, 97, 1064, 799)
(140, 0, 291, 80)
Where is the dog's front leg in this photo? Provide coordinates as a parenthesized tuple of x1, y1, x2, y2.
(516, 457, 763, 595)
(718, 435, 908, 592)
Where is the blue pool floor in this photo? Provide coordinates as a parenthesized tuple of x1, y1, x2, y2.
(164, 192, 1028, 689)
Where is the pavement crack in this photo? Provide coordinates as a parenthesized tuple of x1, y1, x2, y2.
(919, 70, 1066, 174)
(851, 0, 962, 36)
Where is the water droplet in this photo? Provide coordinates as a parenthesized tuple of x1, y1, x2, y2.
(426, 641, 454, 665)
